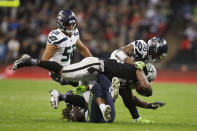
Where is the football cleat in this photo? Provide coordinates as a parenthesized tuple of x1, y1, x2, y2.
(101, 105, 111, 122)
(12, 54, 31, 70)
(110, 77, 120, 99)
(49, 89, 60, 109)
(134, 117, 154, 124)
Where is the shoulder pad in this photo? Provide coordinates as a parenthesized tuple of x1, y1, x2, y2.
(73, 29, 79, 36)
(132, 40, 148, 59)
(48, 29, 67, 44)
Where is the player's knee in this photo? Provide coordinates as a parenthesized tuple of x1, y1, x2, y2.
(91, 83, 104, 98)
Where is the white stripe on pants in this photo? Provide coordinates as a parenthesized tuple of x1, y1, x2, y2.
(61, 57, 103, 82)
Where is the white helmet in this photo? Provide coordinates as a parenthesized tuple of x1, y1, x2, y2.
(145, 63, 157, 82)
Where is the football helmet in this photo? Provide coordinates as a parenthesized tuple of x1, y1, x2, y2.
(145, 63, 157, 82)
(57, 10, 77, 35)
(147, 37, 168, 63)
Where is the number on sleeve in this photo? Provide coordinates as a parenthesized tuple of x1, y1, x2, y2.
(135, 41, 143, 51)
(49, 35, 58, 42)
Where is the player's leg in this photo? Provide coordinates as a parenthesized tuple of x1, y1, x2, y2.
(12, 54, 63, 74)
(49, 89, 87, 109)
(96, 74, 117, 122)
(90, 83, 111, 122)
(96, 75, 120, 100)
(12, 54, 101, 81)
(119, 87, 152, 123)
(49, 73, 79, 86)
(119, 87, 140, 119)
(61, 57, 102, 81)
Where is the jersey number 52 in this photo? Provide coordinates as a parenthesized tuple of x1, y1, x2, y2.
(61, 45, 76, 62)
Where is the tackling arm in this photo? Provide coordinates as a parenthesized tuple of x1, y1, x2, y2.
(76, 39, 92, 57)
(115, 44, 136, 65)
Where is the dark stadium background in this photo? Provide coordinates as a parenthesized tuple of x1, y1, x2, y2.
(0, 0, 197, 83)
(0, 1, 197, 131)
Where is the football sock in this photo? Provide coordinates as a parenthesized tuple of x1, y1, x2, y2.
(29, 58, 38, 66)
(58, 94, 64, 101)
(38, 60, 63, 74)
(99, 104, 106, 111)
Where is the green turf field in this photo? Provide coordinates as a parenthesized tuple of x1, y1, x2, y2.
(0, 79, 197, 131)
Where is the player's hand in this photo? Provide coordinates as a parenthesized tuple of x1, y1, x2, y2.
(135, 61, 145, 71)
(147, 101, 166, 110)
(73, 85, 86, 95)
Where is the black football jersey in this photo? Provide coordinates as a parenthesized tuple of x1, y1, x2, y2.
(103, 59, 137, 83)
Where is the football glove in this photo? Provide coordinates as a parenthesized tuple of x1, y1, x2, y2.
(147, 101, 165, 110)
(135, 61, 146, 71)
(73, 85, 86, 95)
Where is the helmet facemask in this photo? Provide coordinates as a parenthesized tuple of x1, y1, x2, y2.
(145, 63, 157, 82)
(63, 22, 77, 35)
(57, 10, 77, 35)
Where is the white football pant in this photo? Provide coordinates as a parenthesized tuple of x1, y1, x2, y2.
(61, 57, 104, 82)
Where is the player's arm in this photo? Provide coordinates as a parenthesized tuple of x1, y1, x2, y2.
(120, 87, 164, 110)
(41, 44, 58, 75)
(115, 44, 136, 65)
(76, 39, 92, 57)
(136, 70, 152, 97)
(42, 44, 58, 60)
(133, 96, 165, 109)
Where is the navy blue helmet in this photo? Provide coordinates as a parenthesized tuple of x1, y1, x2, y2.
(147, 37, 168, 62)
(57, 10, 77, 35)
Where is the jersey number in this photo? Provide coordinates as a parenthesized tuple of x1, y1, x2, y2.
(61, 45, 76, 62)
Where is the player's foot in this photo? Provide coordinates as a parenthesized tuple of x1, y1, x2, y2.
(49, 89, 60, 109)
(12, 54, 31, 70)
(101, 105, 111, 122)
(134, 117, 154, 124)
(110, 77, 120, 99)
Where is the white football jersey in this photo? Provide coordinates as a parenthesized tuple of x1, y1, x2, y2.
(47, 28, 79, 66)
(130, 40, 149, 60)
(110, 40, 149, 62)
(110, 40, 150, 87)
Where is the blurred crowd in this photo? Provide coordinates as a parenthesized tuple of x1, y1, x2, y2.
(180, 0, 197, 55)
(0, 0, 172, 65)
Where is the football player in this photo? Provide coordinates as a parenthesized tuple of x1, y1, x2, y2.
(52, 74, 119, 123)
(12, 54, 165, 122)
(12, 55, 153, 97)
(110, 37, 168, 64)
(109, 37, 168, 123)
(42, 10, 92, 85)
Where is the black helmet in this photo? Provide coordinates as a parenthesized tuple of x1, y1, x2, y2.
(148, 37, 168, 62)
(57, 10, 77, 35)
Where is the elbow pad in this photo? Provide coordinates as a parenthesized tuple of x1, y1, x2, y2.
(115, 50, 127, 62)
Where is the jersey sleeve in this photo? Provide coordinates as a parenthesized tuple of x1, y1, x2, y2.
(73, 29, 80, 40)
(130, 40, 148, 59)
(47, 30, 66, 47)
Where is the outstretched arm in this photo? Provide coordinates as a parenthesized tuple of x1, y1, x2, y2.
(133, 95, 165, 109)
(115, 44, 135, 65)
(120, 87, 165, 110)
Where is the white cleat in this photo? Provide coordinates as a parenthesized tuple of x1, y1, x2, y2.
(12, 54, 31, 70)
(49, 89, 60, 109)
(101, 105, 111, 122)
(110, 77, 120, 99)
